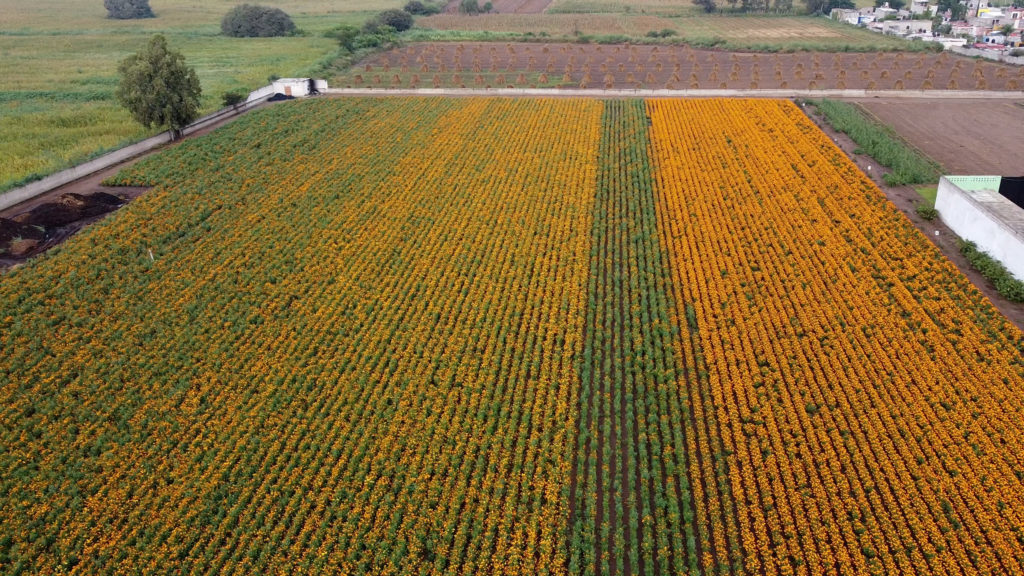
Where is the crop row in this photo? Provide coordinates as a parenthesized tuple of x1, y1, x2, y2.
(1, 97, 603, 575)
(2, 97, 1023, 576)
(648, 99, 1024, 576)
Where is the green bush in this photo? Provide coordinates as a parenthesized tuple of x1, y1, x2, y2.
(221, 4, 297, 38)
(365, 9, 414, 33)
(104, 0, 154, 19)
(222, 90, 247, 108)
(404, 1, 441, 15)
(958, 239, 1024, 303)
(915, 204, 938, 220)
(813, 99, 940, 186)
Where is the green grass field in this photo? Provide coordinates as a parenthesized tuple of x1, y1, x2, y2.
(0, 0, 400, 193)
(412, 13, 921, 51)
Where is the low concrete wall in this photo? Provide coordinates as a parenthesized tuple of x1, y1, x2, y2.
(951, 47, 1024, 66)
(0, 87, 274, 213)
(936, 176, 1024, 281)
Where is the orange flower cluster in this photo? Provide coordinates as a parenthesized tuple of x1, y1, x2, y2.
(0, 97, 603, 575)
(3, 96, 1023, 576)
(648, 98, 1024, 576)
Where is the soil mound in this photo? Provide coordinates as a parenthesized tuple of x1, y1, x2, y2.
(1, 191, 126, 261)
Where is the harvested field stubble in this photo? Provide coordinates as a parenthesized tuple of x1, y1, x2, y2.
(337, 42, 1023, 91)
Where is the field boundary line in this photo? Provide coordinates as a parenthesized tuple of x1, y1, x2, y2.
(849, 102, 946, 174)
(324, 87, 1024, 99)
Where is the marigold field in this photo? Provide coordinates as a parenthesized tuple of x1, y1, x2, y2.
(1, 97, 1022, 576)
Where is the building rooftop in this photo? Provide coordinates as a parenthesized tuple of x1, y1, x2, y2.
(944, 176, 1024, 238)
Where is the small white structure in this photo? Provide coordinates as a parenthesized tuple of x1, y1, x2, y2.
(936, 176, 1024, 281)
(271, 78, 329, 97)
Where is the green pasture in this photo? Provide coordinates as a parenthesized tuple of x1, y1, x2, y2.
(0, 0, 399, 193)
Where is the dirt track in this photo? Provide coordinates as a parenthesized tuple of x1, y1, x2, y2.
(855, 98, 1024, 176)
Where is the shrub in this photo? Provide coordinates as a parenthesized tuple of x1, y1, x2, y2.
(404, 1, 440, 14)
(915, 204, 938, 220)
(325, 24, 361, 51)
(958, 239, 1024, 303)
(221, 4, 297, 38)
(365, 9, 414, 33)
(104, 0, 154, 19)
(222, 89, 247, 108)
(645, 29, 677, 38)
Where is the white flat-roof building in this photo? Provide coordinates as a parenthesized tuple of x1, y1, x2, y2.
(936, 176, 1024, 281)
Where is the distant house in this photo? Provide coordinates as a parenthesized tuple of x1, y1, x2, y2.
(875, 5, 899, 19)
(831, 8, 873, 25)
(983, 31, 1007, 44)
(271, 78, 328, 97)
(936, 176, 1024, 283)
(951, 20, 986, 38)
(882, 19, 934, 35)
(909, 0, 931, 15)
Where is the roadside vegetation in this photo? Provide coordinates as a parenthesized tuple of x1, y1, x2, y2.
(959, 240, 1024, 302)
(0, 0, 405, 193)
(810, 98, 941, 186)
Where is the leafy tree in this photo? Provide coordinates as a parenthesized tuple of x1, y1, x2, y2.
(773, 0, 793, 12)
(104, 0, 154, 19)
(937, 0, 966, 20)
(364, 9, 414, 32)
(875, 0, 905, 10)
(693, 0, 718, 10)
(221, 4, 297, 37)
(116, 35, 201, 139)
(460, 0, 481, 14)
(803, 0, 853, 14)
(404, 1, 440, 14)
(325, 24, 362, 51)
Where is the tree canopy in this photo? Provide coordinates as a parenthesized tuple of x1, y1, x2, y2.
(364, 9, 414, 33)
(116, 35, 202, 137)
(104, 0, 154, 19)
(221, 4, 297, 37)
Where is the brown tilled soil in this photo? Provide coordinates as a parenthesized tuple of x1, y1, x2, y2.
(855, 98, 1024, 176)
(0, 103, 265, 271)
(343, 42, 1024, 90)
(802, 101, 1024, 331)
(0, 188, 146, 266)
(443, 0, 552, 13)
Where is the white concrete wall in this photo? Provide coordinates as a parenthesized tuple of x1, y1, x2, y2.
(936, 177, 1024, 281)
(0, 89, 275, 213)
(951, 46, 1024, 64)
